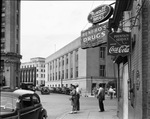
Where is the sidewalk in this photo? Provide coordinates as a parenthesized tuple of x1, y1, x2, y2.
(56, 96, 119, 119)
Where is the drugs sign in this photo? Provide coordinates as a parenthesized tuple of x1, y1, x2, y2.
(107, 31, 131, 56)
(81, 22, 108, 49)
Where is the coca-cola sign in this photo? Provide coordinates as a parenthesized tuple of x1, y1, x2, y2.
(81, 22, 108, 49)
(107, 31, 131, 56)
(88, 4, 113, 24)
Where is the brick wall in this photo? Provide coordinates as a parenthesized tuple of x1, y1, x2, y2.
(142, 0, 150, 118)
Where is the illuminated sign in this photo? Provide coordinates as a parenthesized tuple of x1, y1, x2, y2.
(81, 22, 107, 49)
(88, 4, 113, 24)
(107, 31, 131, 56)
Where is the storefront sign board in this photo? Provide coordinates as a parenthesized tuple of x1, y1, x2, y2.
(88, 4, 113, 24)
(107, 31, 131, 56)
(81, 22, 108, 49)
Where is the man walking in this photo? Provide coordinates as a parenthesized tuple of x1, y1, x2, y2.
(97, 84, 105, 112)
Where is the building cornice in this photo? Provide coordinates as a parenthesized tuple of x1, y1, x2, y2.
(1, 52, 22, 59)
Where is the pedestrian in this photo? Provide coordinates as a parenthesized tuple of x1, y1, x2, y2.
(97, 84, 105, 112)
(69, 84, 77, 114)
(76, 84, 81, 111)
(108, 86, 114, 99)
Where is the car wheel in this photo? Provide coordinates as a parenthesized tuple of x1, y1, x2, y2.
(40, 115, 47, 119)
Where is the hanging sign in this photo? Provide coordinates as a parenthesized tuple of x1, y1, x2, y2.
(107, 31, 131, 56)
(87, 4, 113, 24)
(81, 22, 108, 49)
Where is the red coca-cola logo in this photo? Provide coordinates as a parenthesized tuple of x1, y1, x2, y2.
(109, 45, 130, 54)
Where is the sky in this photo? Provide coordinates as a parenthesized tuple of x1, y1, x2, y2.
(20, 1, 115, 62)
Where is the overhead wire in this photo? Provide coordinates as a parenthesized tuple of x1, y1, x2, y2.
(81, 1, 95, 31)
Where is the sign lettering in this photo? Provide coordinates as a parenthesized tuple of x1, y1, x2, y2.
(88, 4, 113, 24)
(81, 22, 108, 49)
(107, 31, 131, 56)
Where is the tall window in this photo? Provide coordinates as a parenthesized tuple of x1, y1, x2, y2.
(50, 63, 52, 70)
(75, 49, 78, 61)
(66, 69, 68, 79)
(62, 57, 64, 66)
(76, 66, 78, 78)
(1, 42, 5, 52)
(55, 60, 57, 68)
(1, 28, 5, 39)
(66, 54, 68, 65)
(100, 47, 106, 59)
(0, 60, 4, 71)
(70, 68, 73, 78)
(62, 70, 64, 79)
(100, 65, 105, 77)
(56, 72, 57, 80)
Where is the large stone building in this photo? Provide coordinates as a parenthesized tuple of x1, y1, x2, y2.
(0, 0, 22, 89)
(45, 37, 117, 96)
(20, 57, 45, 86)
(108, 0, 150, 119)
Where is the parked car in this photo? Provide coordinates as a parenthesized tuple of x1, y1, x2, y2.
(55, 87, 62, 93)
(61, 87, 71, 95)
(41, 87, 50, 95)
(20, 82, 36, 91)
(49, 87, 56, 93)
(35, 85, 44, 91)
(0, 89, 48, 119)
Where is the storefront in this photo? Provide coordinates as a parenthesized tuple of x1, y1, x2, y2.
(108, 0, 150, 119)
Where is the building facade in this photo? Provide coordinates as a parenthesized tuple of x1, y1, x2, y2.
(45, 37, 117, 96)
(20, 57, 45, 86)
(108, 0, 150, 119)
(0, 0, 22, 89)
(20, 67, 36, 86)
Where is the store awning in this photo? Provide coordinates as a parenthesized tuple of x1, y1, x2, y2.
(109, 0, 134, 31)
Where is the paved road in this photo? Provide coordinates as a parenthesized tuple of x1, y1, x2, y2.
(37, 91, 71, 119)
(36, 91, 118, 119)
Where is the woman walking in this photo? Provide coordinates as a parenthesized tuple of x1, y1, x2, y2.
(69, 85, 77, 114)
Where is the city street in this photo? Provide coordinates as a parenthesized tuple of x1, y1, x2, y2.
(36, 91, 118, 119)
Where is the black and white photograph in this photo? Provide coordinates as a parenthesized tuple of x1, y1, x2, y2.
(1, 0, 150, 119)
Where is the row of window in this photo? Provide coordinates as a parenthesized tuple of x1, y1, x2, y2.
(1, 0, 20, 54)
(37, 69, 45, 72)
(21, 64, 45, 68)
(36, 74, 45, 78)
(48, 66, 78, 81)
(47, 84, 69, 88)
(49, 49, 78, 70)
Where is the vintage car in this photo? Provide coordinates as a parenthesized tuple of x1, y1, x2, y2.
(20, 82, 36, 92)
(0, 89, 48, 119)
(41, 87, 50, 95)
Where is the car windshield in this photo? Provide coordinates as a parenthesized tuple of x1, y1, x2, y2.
(0, 96, 18, 112)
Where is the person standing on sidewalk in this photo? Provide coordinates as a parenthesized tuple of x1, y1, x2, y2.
(69, 85, 77, 114)
(108, 86, 114, 99)
(97, 84, 105, 112)
(76, 84, 81, 111)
